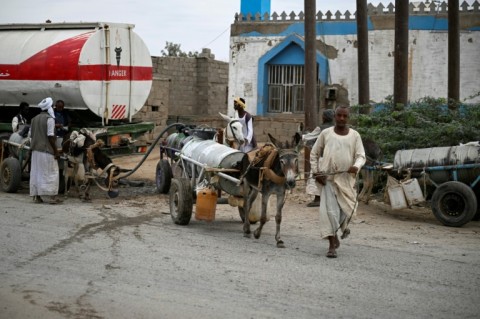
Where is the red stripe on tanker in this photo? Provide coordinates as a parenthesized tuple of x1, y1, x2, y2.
(0, 33, 151, 81)
(0, 22, 153, 120)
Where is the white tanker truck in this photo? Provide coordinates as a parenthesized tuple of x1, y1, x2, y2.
(0, 22, 154, 154)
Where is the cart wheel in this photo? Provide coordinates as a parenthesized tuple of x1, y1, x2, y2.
(431, 181, 477, 227)
(169, 178, 193, 225)
(156, 159, 172, 194)
(1, 157, 22, 193)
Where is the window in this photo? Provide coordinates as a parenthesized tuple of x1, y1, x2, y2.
(268, 65, 307, 113)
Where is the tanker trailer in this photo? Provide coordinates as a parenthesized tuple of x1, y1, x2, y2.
(0, 22, 154, 155)
(392, 143, 480, 227)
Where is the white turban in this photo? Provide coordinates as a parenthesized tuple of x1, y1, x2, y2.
(38, 97, 55, 118)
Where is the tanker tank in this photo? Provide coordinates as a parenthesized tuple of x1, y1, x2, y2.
(0, 22, 154, 154)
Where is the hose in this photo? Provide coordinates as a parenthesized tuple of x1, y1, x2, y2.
(117, 123, 186, 179)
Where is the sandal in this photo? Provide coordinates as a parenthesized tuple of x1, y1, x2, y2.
(43, 196, 63, 205)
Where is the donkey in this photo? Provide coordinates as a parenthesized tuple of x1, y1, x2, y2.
(215, 112, 245, 149)
(62, 129, 120, 200)
(240, 133, 299, 248)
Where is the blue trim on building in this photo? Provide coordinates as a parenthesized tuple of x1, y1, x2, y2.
(256, 34, 328, 115)
(239, 15, 456, 38)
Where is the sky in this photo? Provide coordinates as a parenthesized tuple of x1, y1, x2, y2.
(0, 0, 365, 62)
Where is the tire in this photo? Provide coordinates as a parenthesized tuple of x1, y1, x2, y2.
(169, 178, 193, 225)
(431, 181, 477, 227)
(1, 157, 22, 193)
(156, 159, 172, 194)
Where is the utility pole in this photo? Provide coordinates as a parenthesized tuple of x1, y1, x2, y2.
(393, 0, 409, 108)
(304, 0, 318, 131)
(304, 0, 317, 178)
(448, 0, 460, 109)
(357, 0, 370, 113)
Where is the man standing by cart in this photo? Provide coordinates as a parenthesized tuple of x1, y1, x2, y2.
(233, 97, 257, 153)
(310, 106, 365, 258)
(29, 97, 62, 204)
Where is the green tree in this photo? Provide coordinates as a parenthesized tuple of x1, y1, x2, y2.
(161, 41, 199, 58)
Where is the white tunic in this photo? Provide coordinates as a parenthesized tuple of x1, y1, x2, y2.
(236, 112, 255, 153)
(30, 118, 59, 196)
(310, 127, 366, 238)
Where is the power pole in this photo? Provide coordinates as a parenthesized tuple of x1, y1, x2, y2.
(448, 0, 460, 109)
(304, 0, 318, 131)
(304, 0, 317, 178)
(357, 0, 370, 113)
(393, 0, 409, 109)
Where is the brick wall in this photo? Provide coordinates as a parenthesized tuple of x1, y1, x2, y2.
(133, 51, 230, 141)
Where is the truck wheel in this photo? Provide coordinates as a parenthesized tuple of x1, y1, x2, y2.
(169, 178, 193, 225)
(1, 157, 22, 193)
(431, 181, 477, 227)
(156, 159, 172, 194)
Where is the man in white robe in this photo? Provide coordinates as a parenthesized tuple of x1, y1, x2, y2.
(234, 97, 257, 153)
(29, 97, 62, 204)
(310, 106, 365, 258)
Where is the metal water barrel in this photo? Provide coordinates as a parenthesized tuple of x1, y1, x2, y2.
(165, 132, 190, 158)
(8, 132, 29, 158)
(181, 138, 248, 196)
(394, 144, 480, 185)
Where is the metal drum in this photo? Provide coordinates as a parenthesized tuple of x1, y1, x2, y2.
(165, 132, 190, 159)
(181, 138, 248, 196)
(8, 132, 30, 158)
(394, 144, 480, 185)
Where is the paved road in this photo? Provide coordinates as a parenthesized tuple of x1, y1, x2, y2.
(1, 187, 479, 319)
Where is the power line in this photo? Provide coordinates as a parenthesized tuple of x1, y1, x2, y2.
(202, 26, 230, 48)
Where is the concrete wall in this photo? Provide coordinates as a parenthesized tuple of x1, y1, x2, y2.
(133, 50, 229, 140)
(228, 2, 480, 116)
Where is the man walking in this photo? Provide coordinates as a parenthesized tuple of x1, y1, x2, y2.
(310, 106, 365, 258)
(30, 97, 62, 204)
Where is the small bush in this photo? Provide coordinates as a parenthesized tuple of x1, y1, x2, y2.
(350, 97, 480, 162)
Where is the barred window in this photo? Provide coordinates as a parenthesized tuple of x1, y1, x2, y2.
(268, 65, 305, 113)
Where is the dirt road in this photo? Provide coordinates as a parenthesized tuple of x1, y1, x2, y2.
(0, 148, 479, 318)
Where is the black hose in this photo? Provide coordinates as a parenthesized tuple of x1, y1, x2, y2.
(117, 123, 185, 179)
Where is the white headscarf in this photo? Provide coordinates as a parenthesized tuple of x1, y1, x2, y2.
(38, 97, 55, 118)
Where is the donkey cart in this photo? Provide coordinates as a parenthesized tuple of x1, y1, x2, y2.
(156, 130, 250, 225)
(155, 124, 300, 242)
